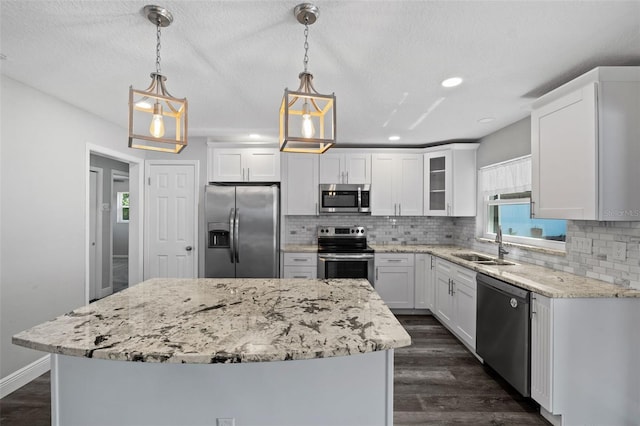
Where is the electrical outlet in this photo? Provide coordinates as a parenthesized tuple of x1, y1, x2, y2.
(217, 419, 235, 426)
(611, 241, 627, 261)
(572, 237, 592, 254)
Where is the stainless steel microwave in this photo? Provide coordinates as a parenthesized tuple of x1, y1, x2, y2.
(319, 184, 371, 215)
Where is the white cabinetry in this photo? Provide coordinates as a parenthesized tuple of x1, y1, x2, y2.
(424, 144, 477, 217)
(433, 257, 477, 350)
(531, 292, 553, 412)
(371, 153, 423, 216)
(282, 252, 317, 278)
(282, 153, 318, 215)
(531, 66, 640, 220)
(319, 152, 371, 184)
(374, 253, 414, 309)
(208, 146, 280, 182)
(414, 254, 436, 311)
(527, 294, 640, 425)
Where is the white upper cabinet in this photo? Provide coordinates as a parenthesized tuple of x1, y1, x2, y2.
(424, 144, 478, 217)
(282, 153, 318, 215)
(319, 152, 371, 184)
(371, 153, 423, 216)
(531, 66, 640, 220)
(208, 146, 280, 182)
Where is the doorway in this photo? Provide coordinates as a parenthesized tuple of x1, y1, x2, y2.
(111, 171, 129, 294)
(86, 145, 143, 304)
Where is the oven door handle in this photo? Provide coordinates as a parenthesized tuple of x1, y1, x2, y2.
(318, 253, 374, 261)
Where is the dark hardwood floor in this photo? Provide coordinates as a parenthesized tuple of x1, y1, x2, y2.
(0, 314, 548, 426)
(394, 315, 548, 425)
(0, 371, 50, 426)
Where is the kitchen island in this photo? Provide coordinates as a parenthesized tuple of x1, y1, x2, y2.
(13, 278, 411, 426)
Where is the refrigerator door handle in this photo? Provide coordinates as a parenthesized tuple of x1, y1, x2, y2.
(229, 208, 235, 263)
(234, 208, 240, 262)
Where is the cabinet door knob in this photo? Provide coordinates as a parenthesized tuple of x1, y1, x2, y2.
(185, 246, 193, 251)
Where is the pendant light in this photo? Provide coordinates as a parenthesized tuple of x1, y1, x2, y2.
(128, 5, 188, 154)
(279, 3, 336, 154)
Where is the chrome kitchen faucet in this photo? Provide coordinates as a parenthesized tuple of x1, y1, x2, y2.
(495, 225, 509, 260)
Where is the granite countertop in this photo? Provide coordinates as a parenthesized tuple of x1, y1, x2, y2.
(282, 244, 317, 253)
(371, 244, 640, 299)
(13, 278, 411, 364)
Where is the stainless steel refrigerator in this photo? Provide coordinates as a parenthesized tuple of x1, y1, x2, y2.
(205, 183, 280, 278)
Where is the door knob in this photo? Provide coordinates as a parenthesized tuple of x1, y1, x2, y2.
(185, 246, 193, 251)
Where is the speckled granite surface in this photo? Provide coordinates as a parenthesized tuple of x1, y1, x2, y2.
(371, 244, 640, 298)
(13, 278, 411, 364)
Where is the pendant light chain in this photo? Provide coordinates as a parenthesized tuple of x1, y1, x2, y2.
(302, 18, 310, 73)
(155, 22, 162, 74)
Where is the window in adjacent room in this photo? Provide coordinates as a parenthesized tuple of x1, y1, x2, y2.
(480, 156, 565, 250)
(117, 192, 130, 223)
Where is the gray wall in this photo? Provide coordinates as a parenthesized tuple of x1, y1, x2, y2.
(476, 117, 531, 168)
(90, 154, 129, 286)
(0, 75, 144, 379)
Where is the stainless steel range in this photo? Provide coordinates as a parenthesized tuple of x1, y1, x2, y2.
(317, 226, 375, 285)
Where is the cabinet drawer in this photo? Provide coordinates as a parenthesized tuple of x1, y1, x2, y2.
(282, 267, 317, 279)
(284, 253, 317, 266)
(374, 253, 414, 267)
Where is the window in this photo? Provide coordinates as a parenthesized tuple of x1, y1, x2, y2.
(480, 156, 565, 250)
(117, 192, 129, 223)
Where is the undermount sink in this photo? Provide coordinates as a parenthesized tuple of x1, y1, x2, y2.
(453, 253, 494, 262)
(452, 252, 516, 266)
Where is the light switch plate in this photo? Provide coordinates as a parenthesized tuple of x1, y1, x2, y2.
(611, 241, 627, 261)
(217, 419, 235, 426)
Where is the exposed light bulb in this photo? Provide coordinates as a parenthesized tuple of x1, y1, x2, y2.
(149, 102, 165, 138)
(301, 101, 315, 138)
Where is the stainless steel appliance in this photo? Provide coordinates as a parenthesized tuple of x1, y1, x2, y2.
(317, 225, 374, 284)
(319, 184, 371, 215)
(476, 273, 531, 396)
(205, 183, 279, 278)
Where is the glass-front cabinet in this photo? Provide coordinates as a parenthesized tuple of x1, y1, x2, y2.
(425, 152, 450, 215)
(424, 144, 478, 217)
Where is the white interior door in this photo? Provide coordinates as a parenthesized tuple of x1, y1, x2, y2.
(89, 168, 103, 300)
(145, 162, 198, 279)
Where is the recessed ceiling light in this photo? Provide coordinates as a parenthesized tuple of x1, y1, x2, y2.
(478, 117, 495, 123)
(441, 77, 463, 88)
(388, 135, 400, 141)
(249, 134, 260, 139)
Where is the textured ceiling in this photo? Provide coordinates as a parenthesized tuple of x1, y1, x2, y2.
(1, 1, 639, 146)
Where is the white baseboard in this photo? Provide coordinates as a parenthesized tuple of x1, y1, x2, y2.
(0, 355, 51, 398)
(540, 406, 562, 426)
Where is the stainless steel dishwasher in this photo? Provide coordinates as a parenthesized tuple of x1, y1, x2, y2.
(476, 273, 531, 397)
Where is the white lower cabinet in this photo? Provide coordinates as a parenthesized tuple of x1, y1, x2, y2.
(531, 292, 553, 412)
(282, 253, 317, 279)
(414, 254, 435, 310)
(434, 257, 477, 350)
(528, 292, 640, 425)
(374, 253, 415, 309)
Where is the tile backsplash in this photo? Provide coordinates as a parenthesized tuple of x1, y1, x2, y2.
(285, 215, 460, 245)
(285, 216, 640, 290)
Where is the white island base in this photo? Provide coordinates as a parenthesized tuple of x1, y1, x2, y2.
(51, 350, 394, 426)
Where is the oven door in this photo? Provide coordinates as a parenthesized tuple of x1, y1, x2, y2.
(317, 253, 375, 285)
